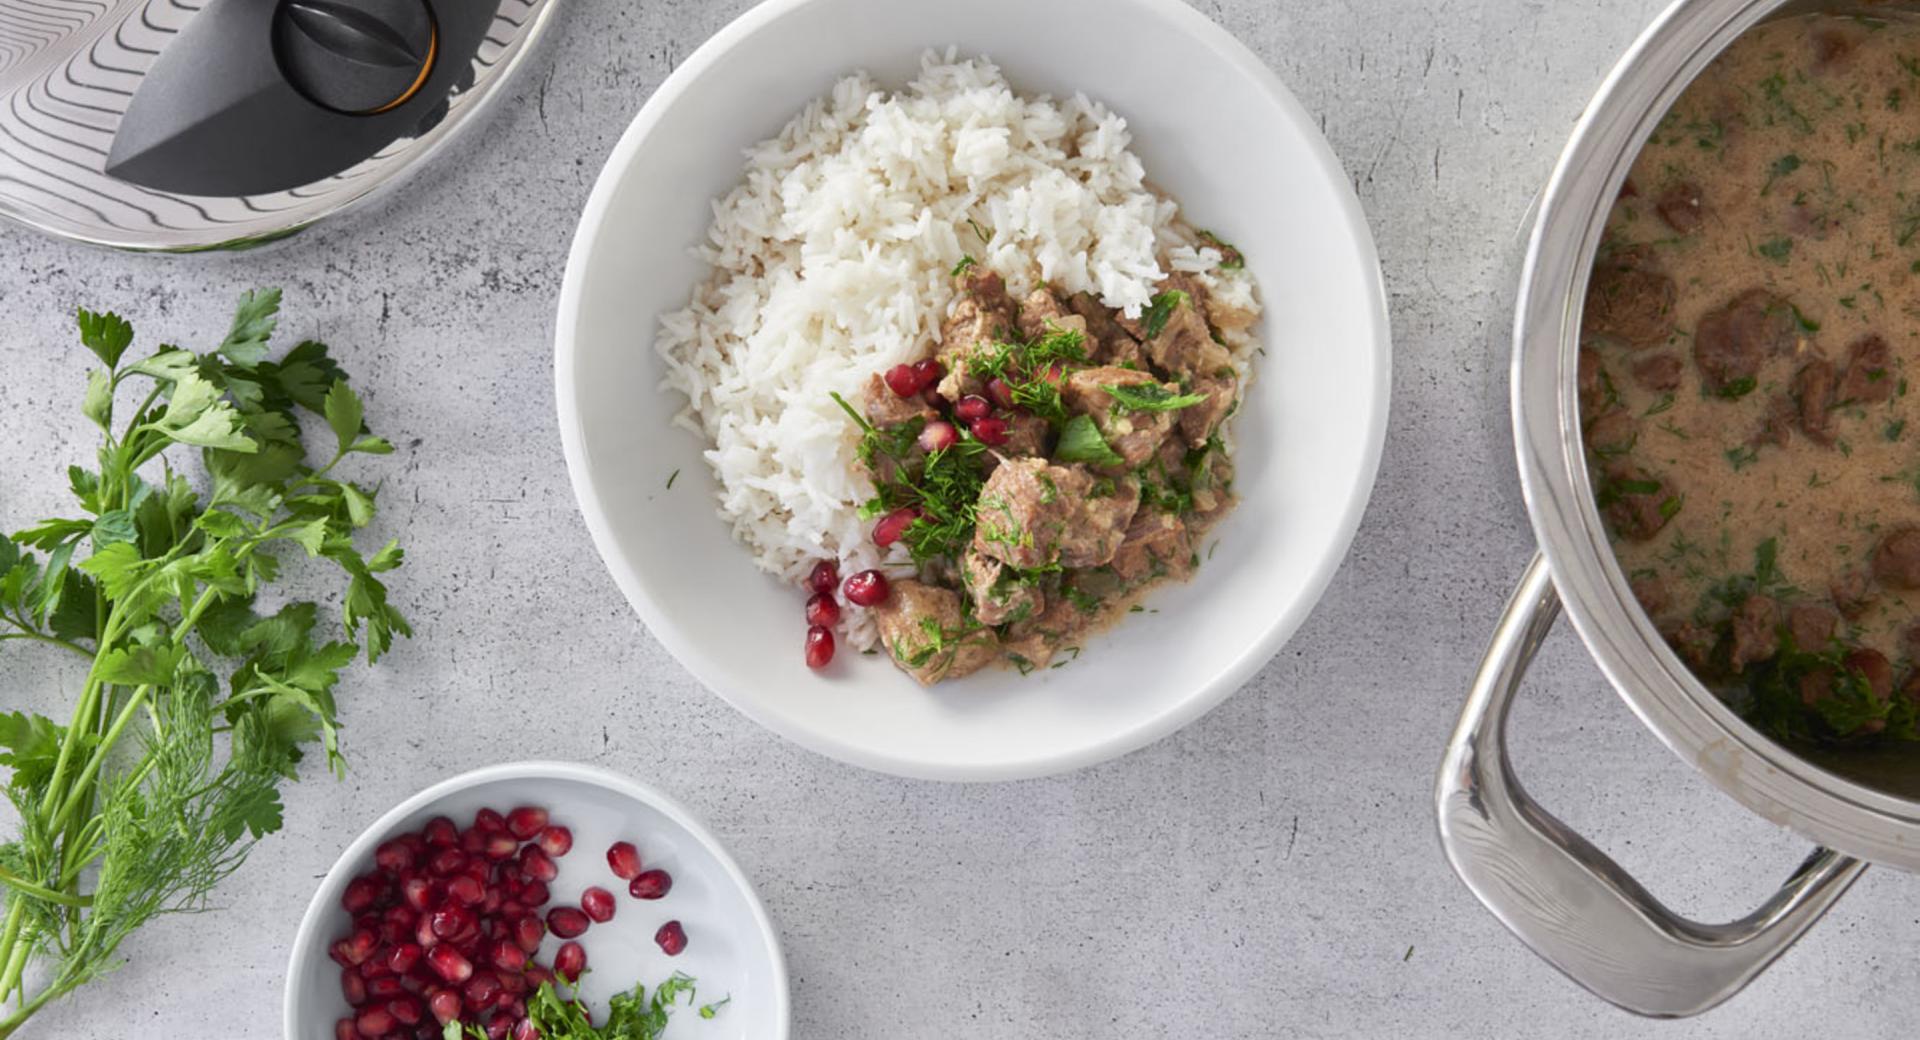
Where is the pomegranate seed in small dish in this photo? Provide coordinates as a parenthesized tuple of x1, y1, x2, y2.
(628, 868, 673, 900)
(546, 906, 590, 939)
(535, 825, 572, 858)
(504, 806, 549, 840)
(655, 920, 688, 956)
(554, 940, 586, 982)
(580, 886, 617, 923)
(605, 841, 642, 880)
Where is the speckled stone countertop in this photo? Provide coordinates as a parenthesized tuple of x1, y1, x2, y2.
(1, 0, 1912, 1037)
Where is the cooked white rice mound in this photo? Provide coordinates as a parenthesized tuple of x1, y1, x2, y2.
(655, 50, 1261, 649)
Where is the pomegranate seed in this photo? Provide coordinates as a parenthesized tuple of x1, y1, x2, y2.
(342, 968, 368, 1007)
(1042, 360, 1067, 383)
(386, 943, 423, 975)
(335, 1017, 356, 1040)
(536, 826, 572, 858)
(447, 874, 484, 906)
(519, 880, 551, 907)
(918, 420, 960, 453)
(580, 886, 616, 923)
(464, 971, 502, 1010)
(428, 850, 468, 877)
(360, 955, 394, 981)
(805, 625, 835, 669)
(499, 970, 528, 996)
(490, 938, 527, 973)
(428, 945, 472, 984)
(460, 828, 487, 855)
(969, 415, 1010, 446)
(883, 363, 920, 397)
(504, 807, 548, 840)
(428, 989, 462, 1025)
(474, 809, 506, 833)
(329, 940, 355, 968)
(342, 876, 380, 913)
(911, 358, 944, 389)
(401, 877, 439, 912)
(871, 506, 921, 547)
(431, 905, 475, 940)
(606, 842, 643, 880)
(655, 920, 687, 956)
(414, 913, 437, 948)
(485, 1011, 512, 1040)
(343, 928, 378, 965)
(842, 569, 890, 607)
(519, 846, 558, 883)
(525, 965, 553, 989)
(483, 832, 519, 861)
(554, 941, 586, 982)
(547, 906, 589, 939)
(374, 839, 415, 874)
(513, 1018, 539, 1040)
(628, 869, 673, 900)
(513, 916, 545, 954)
(365, 975, 405, 999)
(424, 817, 459, 847)
(387, 997, 422, 1026)
(986, 377, 1016, 409)
(805, 560, 839, 595)
(955, 394, 992, 422)
(805, 592, 840, 628)
(355, 1006, 395, 1037)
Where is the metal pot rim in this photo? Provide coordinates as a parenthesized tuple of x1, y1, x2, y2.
(1512, 0, 1920, 868)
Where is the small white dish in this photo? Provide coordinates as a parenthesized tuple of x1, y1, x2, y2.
(555, 0, 1392, 781)
(282, 762, 788, 1040)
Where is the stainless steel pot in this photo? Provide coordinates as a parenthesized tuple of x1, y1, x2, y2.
(1436, 0, 1920, 1018)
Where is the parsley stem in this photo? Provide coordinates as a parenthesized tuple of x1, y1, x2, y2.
(0, 631, 91, 659)
(50, 685, 151, 840)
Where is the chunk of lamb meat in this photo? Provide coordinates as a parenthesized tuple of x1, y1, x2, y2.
(960, 549, 1044, 627)
(973, 458, 1139, 570)
(1693, 289, 1804, 396)
(1178, 376, 1237, 448)
(1750, 392, 1795, 450)
(1599, 464, 1676, 541)
(1837, 334, 1894, 405)
(935, 267, 1016, 400)
(872, 579, 998, 685)
(1000, 597, 1089, 672)
(1791, 358, 1836, 446)
(1015, 288, 1089, 344)
(1872, 527, 1920, 590)
(1000, 412, 1052, 459)
(1787, 603, 1837, 651)
(1109, 511, 1193, 586)
(1061, 367, 1178, 469)
(1583, 252, 1676, 348)
(1068, 292, 1146, 368)
(1655, 181, 1705, 235)
(1585, 411, 1637, 457)
(862, 372, 937, 428)
(1831, 568, 1877, 620)
(1631, 353, 1683, 392)
(1139, 275, 1233, 380)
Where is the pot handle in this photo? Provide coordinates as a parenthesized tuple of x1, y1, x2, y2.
(1436, 553, 1867, 1018)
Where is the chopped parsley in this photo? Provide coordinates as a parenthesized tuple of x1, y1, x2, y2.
(1197, 230, 1244, 269)
(1142, 290, 1187, 339)
(1054, 414, 1123, 467)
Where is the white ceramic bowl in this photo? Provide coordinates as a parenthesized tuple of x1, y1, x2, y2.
(555, 0, 1391, 781)
(282, 762, 788, 1040)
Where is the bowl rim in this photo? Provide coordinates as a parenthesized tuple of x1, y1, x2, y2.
(279, 760, 792, 1039)
(553, 0, 1393, 781)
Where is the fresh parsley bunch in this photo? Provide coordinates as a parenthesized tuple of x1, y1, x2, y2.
(0, 290, 409, 1037)
(444, 973, 726, 1040)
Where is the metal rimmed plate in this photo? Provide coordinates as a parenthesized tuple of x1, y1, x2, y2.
(0, 0, 558, 251)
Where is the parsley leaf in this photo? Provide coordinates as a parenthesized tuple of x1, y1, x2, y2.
(1103, 383, 1208, 412)
(1142, 290, 1187, 339)
(1055, 415, 1123, 467)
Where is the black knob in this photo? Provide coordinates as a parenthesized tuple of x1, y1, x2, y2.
(273, 0, 437, 115)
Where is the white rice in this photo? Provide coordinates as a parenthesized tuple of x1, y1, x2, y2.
(654, 50, 1262, 649)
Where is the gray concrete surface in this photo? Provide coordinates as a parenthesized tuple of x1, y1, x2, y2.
(2, 0, 1914, 1036)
